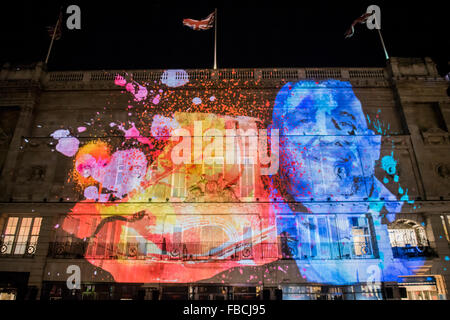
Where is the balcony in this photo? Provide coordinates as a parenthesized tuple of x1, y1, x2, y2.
(46, 239, 382, 261)
(391, 245, 438, 259)
(47, 241, 266, 261)
(279, 239, 375, 260)
(0, 241, 38, 257)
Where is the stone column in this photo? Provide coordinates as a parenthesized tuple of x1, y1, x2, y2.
(0, 103, 36, 201)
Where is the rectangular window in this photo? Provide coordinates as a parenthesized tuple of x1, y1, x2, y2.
(15, 218, 33, 255)
(169, 226, 183, 260)
(241, 225, 253, 259)
(1, 217, 42, 256)
(349, 216, 373, 257)
(441, 215, 450, 243)
(1, 217, 18, 254)
(240, 157, 255, 198)
(171, 169, 186, 198)
(203, 157, 224, 178)
(277, 214, 375, 260)
(277, 216, 298, 259)
(308, 216, 318, 258)
(388, 229, 418, 247)
(328, 216, 341, 259)
(114, 158, 125, 188)
(296, 215, 341, 259)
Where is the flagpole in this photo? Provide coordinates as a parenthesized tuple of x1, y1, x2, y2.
(374, 16, 389, 61)
(45, 11, 61, 65)
(213, 8, 217, 70)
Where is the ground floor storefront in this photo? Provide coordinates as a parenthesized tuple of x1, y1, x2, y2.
(35, 279, 446, 300)
(0, 271, 446, 300)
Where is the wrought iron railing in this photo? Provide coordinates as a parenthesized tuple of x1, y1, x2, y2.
(47, 241, 261, 261)
(0, 241, 38, 256)
(391, 245, 438, 258)
(279, 239, 375, 260)
(46, 240, 381, 261)
(42, 67, 387, 84)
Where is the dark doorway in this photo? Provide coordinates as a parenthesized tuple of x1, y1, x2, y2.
(0, 271, 30, 300)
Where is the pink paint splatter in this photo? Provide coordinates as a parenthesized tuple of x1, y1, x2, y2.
(114, 75, 126, 86)
(278, 266, 287, 273)
(134, 84, 148, 101)
(125, 82, 148, 101)
(117, 122, 152, 146)
(152, 94, 161, 105)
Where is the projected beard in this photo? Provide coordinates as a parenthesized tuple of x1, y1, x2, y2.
(269, 80, 417, 285)
(61, 112, 279, 283)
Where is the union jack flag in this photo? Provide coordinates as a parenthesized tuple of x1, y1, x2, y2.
(344, 11, 375, 38)
(47, 12, 63, 40)
(183, 12, 215, 31)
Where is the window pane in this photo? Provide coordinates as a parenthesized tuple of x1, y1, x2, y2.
(14, 218, 32, 254)
(349, 216, 373, 257)
(32, 217, 42, 236)
(240, 157, 254, 198)
(337, 216, 352, 258)
(297, 216, 310, 258)
(308, 217, 317, 257)
(317, 217, 331, 258)
(2, 236, 15, 254)
(5, 217, 19, 235)
(328, 216, 341, 259)
(242, 225, 253, 259)
(172, 171, 186, 198)
(440, 216, 450, 242)
(204, 158, 223, 178)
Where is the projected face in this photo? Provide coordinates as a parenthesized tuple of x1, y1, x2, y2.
(270, 80, 419, 285)
(271, 81, 380, 202)
(54, 75, 420, 287)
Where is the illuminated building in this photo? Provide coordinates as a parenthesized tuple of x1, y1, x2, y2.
(0, 57, 449, 300)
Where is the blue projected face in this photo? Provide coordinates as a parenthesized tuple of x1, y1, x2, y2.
(271, 80, 381, 202)
(269, 80, 421, 286)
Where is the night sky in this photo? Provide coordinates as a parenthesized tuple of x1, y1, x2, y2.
(0, 0, 448, 75)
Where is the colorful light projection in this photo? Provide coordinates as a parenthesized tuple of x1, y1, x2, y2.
(53, 73, 423, 285)
(269, 80, 421, 285)
(61, 111, 280, 283)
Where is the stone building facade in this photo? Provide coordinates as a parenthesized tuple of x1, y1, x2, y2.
(0, 57, 449, 300)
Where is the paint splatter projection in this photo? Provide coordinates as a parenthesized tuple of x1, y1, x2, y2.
(52, 73, 423, 286)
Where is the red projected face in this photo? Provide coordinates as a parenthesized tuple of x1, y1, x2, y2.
(61, 112, 279, 283)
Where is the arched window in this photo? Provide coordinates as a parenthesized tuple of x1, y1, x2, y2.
(388, 219, 431, 258)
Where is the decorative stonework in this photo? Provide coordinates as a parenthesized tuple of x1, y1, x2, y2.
(382, 135, 409, 148)
(28, 165, 46, 182)
(421, 127, 450, 145)
(185, 174, 240, 202)
(435, 163, 450, 180)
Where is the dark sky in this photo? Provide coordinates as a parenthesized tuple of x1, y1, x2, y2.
(0, 0, 448, 75)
